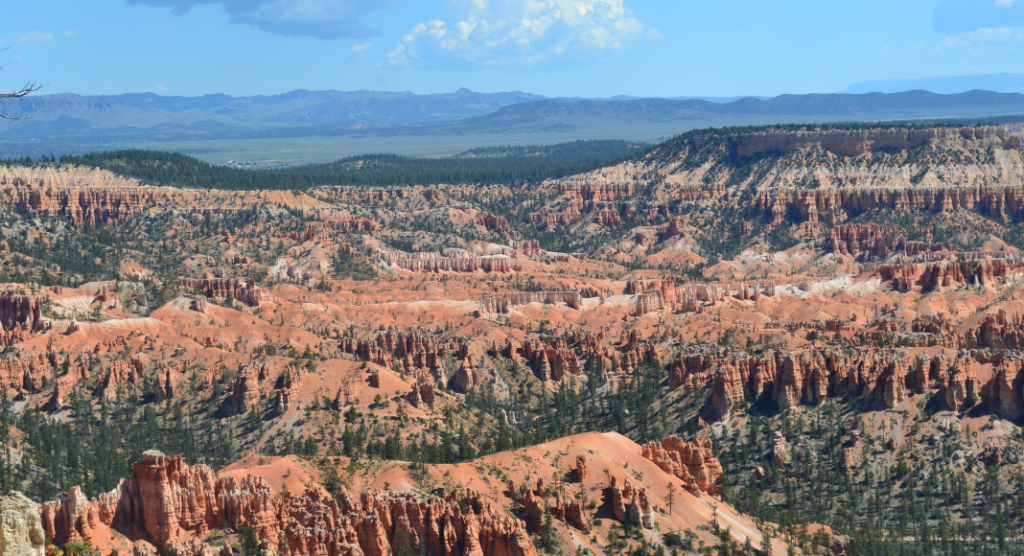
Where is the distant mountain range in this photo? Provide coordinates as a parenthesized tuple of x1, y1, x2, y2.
(412, 90, 1024, 137)
(2, 87, 1024, 161)
(0, 88, 545, 136)
(841, 73, 1024, 95)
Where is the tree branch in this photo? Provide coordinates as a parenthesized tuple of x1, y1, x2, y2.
(0, 48, 43, 119)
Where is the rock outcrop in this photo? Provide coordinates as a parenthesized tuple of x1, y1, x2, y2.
(179, 278, 262, 307)
(0, 491, 46, 556)
(640, 437, 722, 496)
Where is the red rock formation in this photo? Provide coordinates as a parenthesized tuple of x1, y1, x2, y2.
(596, 206, 622, 227)
(945, 354, 981, 411)
(406, 371, 436, 408)
(44, 452, 540, 556)
(521, 336, 582, 381)
(575, 456, 588, 483)
(528, 205, 583, 229)
(453, 355, 479, 393)
(553, 494, 589, 532)
(10, 185, 156, 226)
(179, 278, 262, 307)
(232, 362, 264, 413)
(512, 240, 542, 259)
(378, 252, 520, 273)
(640, 437, 722, 496)
(305, 209, 377, 232)
(51, 357, 90, 409)
(276, 368, 303, 412)
(517, 488, 544, 532)
(556, 181, 635, 202)
(102, 357, 146, 403)
(755, 185, 1024, 227)
(0, 287, 44, 335)
(0, 351, 56, 392)
(479, 292, 582, 315)
(841, 448, 855, 471)
(669, 346, 916, 416)
(768, 431, 790, 465)
(962, 309, 1024, 350)
(827, 223, 944, 261)
(342, 330, 466, 373)
(634, 291, 663, 316)
(42, 451, 220, 548)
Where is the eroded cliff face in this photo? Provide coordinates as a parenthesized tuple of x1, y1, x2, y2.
(42, 451, 538, 556)
(525, 125, 1024, 234)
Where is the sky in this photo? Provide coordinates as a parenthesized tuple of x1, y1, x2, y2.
(0, 0, 1022, 98)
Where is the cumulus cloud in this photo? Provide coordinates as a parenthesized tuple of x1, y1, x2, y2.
(127, 0, 393, 39)
(932, 0, 1024, 33)
(384, 0, 655, 68)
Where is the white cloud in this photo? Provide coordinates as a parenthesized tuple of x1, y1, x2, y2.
(386, 0, 655, 67)
(996, 0, 1015, 7)
(350, 42, 373, 56)
(63, 31, 79, 37)
(153, 84, 167, 92)
(938, 26, 1023, 49)
(19, 31, 54, 43)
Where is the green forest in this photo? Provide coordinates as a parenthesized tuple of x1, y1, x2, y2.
(52, 140, 645, 190)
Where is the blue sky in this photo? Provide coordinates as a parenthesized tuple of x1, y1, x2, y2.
(1, 0, 1022, 98)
